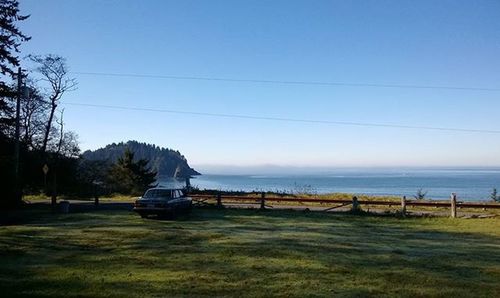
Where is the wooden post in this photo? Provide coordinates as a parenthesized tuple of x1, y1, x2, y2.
(93, 182, 99, 207)
(51, 171, 57, 210)
(401, 196, 407, 217)
(351, 196, 360, 213)
(216, 193, 222, 209)
(451, 193, 457, 218)
(260, 192, 266, 210)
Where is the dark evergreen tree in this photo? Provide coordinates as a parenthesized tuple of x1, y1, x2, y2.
(0, 0, 30, 207)
(0, 0, 30, 76)
(491, 188, 499, 202)
(0, 81, 15, 135)
(0, 0, 30, 135)
(107, 149, 157, 195)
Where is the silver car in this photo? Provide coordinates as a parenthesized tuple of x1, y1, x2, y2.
(133, 188, 192, 218)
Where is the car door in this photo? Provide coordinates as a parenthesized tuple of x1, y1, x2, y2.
(177, 190, 188, 209)
(173, 190, 184, 209)
(170, 190, 179, 210)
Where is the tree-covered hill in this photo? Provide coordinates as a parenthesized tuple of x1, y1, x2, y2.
(82, 141, 200, 178)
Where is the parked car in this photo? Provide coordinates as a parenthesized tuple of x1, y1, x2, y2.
(133, 188, 192, 218)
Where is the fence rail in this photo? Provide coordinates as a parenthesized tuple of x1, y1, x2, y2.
(190, 193, 500, 217)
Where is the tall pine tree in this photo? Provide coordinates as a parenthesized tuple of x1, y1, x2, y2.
(0, 0, 30, 207)
(0, 0, 30, 135)
(107, 149, 157, 195)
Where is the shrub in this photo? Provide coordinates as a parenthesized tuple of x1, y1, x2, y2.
(414, 188, 427, 200)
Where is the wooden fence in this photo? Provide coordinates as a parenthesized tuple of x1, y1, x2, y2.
(190, 193, 500, 218)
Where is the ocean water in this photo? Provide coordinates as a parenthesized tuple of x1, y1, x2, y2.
(158, 169, 500, 202)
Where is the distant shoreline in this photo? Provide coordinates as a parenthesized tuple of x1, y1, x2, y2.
(161, 170, 500, 201)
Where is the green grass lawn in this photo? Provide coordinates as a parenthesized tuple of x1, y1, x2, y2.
(1, 208, 499, 297)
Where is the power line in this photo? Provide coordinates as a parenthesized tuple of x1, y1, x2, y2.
(62, 102, 500, 134)
(71, 71, 500, 92)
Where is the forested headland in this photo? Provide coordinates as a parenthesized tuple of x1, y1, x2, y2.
(83, 141, 199, 178)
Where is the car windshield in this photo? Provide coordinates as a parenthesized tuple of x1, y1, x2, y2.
(143, 189, 172, 199)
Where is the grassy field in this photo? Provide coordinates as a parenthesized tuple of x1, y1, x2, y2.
(1, 208, 499, 297)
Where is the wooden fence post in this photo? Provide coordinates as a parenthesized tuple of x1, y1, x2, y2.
(401, 196, 406, 217)
(351, 196, 360, 213)
(451, 193, 457, 218)
(51, 170, 58, 211)
(260, 192, 266, 210)
(93, 182, 99, 207)
(217, 193, 222, 209)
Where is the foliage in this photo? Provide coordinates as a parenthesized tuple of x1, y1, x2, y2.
(0, 3, 83, 207)
(0, 0, 30, 77)
(0, 63, 79, 207)
(107, 148, 157, 195)
(83, 140, 200, 178)
(0, 135, 16, 205)
(63, 159, 112, 198)
(414, 188, 427, 200)
(0, 133, 81, 205)
(491, 188, 499, 202)
(28, 54, 77, 153)
(0, 0, 30, 136)
(292, 182, 317, 195)
(18, 81, 46, 147)
(0, 80, 15, 135)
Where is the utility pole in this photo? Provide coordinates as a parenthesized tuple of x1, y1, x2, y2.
(14, 67, 22, 204)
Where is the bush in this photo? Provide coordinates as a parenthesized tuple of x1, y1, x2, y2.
(414, 188, 427, 200)
(491, 188, 499, 202)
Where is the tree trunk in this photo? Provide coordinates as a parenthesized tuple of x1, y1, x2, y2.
(56, 109, 64, 154)
(41, 95, 58, 153)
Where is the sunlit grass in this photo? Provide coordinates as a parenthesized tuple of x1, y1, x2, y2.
(1, 208, 499, 297)
(23, 194, 137, 203)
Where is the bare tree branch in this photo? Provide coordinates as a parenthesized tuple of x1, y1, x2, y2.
(28, 54, 77, 153)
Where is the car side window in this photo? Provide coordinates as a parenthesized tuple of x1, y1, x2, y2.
(175, 190, 182, 198)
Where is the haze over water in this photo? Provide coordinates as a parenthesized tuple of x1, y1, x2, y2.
(159, 169, 500, 201)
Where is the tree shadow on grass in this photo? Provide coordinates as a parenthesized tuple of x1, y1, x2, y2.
(1, 208, 499, 297)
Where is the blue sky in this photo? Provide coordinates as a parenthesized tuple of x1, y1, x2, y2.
(18, 0, 500, 170)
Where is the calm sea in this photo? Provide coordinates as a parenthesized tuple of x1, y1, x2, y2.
(158, 169, 500, 202)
